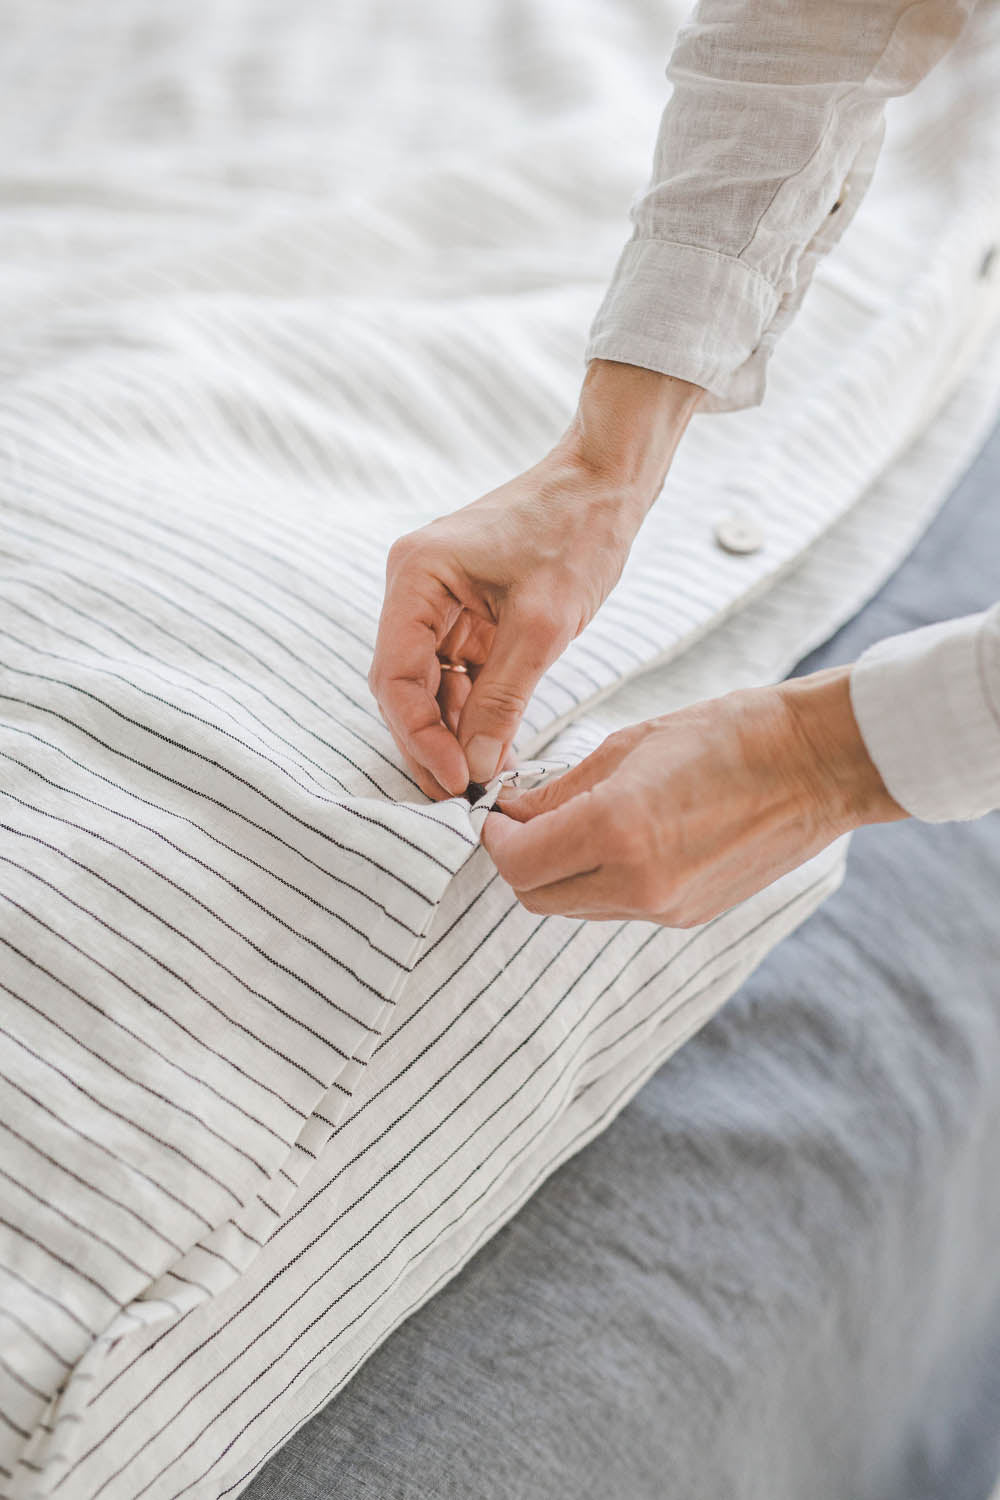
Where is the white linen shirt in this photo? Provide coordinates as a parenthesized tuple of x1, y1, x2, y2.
(584, 0, 1000, 824)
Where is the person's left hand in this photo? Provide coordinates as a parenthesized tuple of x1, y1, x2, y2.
(480, 666, 907, 927)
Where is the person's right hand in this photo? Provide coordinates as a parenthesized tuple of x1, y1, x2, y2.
(368, 450, 647, 800)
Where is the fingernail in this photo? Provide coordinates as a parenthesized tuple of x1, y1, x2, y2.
(465, 736, 502, 782)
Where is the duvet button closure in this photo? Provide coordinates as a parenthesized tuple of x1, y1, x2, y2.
(714, 512, 764, 556)
(830, 181, 849, 215)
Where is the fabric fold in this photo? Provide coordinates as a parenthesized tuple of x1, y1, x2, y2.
(2, 0, 999, 1491)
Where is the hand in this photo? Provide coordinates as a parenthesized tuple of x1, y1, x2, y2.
(480, 667, 908, 926)
(368, 360, 703, 800)
(368, 452, 642, 800)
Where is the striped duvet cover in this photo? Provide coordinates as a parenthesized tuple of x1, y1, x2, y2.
(1, 0, 999, 1496)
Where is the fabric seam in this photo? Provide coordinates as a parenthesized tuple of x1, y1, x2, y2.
(620, 234, 780, 298)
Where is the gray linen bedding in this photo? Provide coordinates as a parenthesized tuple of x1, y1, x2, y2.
(243, 419, 1000, 1500)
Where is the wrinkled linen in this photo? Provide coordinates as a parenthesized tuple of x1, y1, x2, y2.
(584, 0, 979, 411)
(850, 602, 1000, 822)
(1, 1, 999, 1498)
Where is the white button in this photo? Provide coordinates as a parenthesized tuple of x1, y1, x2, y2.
(714, 512, 764, 555)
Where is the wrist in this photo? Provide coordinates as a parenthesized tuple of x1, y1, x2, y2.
(778, 666, 909, 834)
(552, 357, 703, 514)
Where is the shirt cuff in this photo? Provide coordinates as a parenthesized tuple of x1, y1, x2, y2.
(849, 606, 1000, 823)
(582, 238, 779, 412)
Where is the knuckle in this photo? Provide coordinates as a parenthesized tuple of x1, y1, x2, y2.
(474, 680, 530, 720)
(604, 725, 637, 753)
(510, 594, 566, 646)
(386, 531, 423, 571)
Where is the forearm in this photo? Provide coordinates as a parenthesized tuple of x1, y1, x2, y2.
(551, 357, 704, 518)
(778, 665, 908, 835)
(776, 601, 1000, 837)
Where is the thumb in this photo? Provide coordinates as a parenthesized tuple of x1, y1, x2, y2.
(457, 597, 566, 783)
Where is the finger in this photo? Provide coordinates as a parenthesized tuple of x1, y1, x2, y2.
(510, 863, 632, 918)
(437, 662, 472, 737)
(397, 741, 458, 802)
(494, 736, 632, 824)
(456, 596, 567, 784)
(378, 677, 470, 798)
(370, 577, 468, 796)
(479, 794, 605, 891)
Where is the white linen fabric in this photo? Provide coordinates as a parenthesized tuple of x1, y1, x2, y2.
(0, 1, 999, 1498)
(850, 604, 1000, 821)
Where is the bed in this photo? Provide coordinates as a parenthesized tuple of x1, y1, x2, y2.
(1, 2, 999, 1497)
(242, 416, 1000, 1500)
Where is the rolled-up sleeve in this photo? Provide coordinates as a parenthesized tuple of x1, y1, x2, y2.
(849, 603, 1000, 822)
(584, 0, 975, 412)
